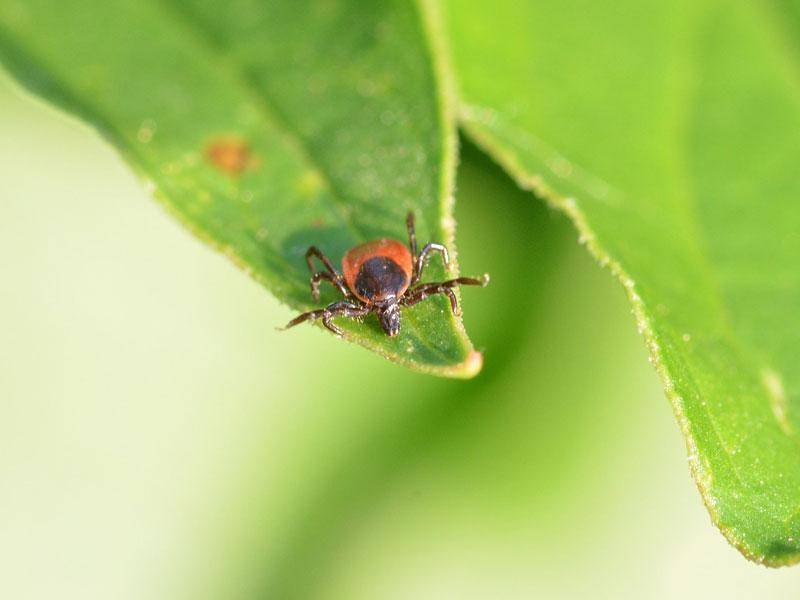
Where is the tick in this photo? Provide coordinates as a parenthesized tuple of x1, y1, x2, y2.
(284, 212, 489, 337)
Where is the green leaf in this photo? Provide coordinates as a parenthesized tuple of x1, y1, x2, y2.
(0, 0, 483, 377)
(442, 0, 800, 564)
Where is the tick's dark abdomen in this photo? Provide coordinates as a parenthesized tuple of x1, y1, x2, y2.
(354, 256, 408, 302)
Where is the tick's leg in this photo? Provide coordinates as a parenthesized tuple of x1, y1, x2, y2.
(310, 271, 350, 301)
(402, 283, 459, 315)
(321, 304, 368, 335)
(406, 211, 418, 268)
(305, 246, 347, 301)
(283, 300, 368, 337)
(402, 275, 489, 316)
(412, 243, 450, 285)
(305, 245, 338, 276)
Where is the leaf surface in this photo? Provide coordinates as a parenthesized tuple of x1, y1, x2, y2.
(443, 0, 800, 562)
(0, 0, 482, 376)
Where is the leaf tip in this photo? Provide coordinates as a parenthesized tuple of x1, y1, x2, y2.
(440, 348, 483, 379)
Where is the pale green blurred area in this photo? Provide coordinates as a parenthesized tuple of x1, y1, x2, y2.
(0, 73, 797, 599)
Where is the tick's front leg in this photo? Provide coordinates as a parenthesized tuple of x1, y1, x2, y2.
(284, 300, 368, 337)
(401, 283, 459, 315)
(406, 211, 418, 266)
(402, 275, 489, 315)
(305, 245, 338, 276)
(320, 301, 370, 336)
(412, 242, 450, 285)
(304, 245, 348, 301)
(310, 271, 350, 301)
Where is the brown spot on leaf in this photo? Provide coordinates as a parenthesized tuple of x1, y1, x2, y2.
(205, 137, 259, 175)
(311, 217, 326, 228)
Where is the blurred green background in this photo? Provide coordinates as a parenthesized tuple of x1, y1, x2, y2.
(1, 72, 798, 598)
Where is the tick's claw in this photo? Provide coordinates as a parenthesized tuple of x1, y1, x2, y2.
(481, 273, 490, 286)
(323, 320, 344, 336)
